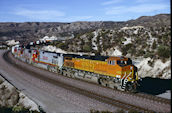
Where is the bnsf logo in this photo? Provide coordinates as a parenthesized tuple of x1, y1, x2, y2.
(43, 56, 48, 60)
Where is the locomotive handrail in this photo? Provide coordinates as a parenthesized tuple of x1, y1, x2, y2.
(125, 72, 132, 81)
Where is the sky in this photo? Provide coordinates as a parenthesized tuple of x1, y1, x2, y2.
(0, 0, 170, 22)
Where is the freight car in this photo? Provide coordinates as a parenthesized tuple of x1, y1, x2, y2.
(11, 46, 139, 92)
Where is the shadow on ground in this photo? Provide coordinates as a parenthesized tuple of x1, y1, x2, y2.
(137, 77, 171, 95)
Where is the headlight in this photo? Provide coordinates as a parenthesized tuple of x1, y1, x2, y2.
(116, 75, 121, 78)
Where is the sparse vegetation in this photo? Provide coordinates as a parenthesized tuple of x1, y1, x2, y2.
(83, 43, 92, 52)
(0, 106, 40, 113)
(152, 40, 157, 49)
(49, 25, 170, 62)
(144, 52, 154, 58)
(157, 45, 170, 58)
(0, 79, 3, 84)
(56, 42, 68, 50)
(90, 109, 113, 113)
(115, 109, 125, 113)
(86, 32, 94, 39)
(148, 60, 154, 67)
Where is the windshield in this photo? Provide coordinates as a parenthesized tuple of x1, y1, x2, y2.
(117, 59, 132, 66)
(117, 60, 127, 65)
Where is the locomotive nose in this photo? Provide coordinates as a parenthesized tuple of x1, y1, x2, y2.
(133, 66, 138, 80)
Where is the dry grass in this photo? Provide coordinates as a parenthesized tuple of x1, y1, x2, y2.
(0, 78, 4, 84)
(90, 109, 113, 113)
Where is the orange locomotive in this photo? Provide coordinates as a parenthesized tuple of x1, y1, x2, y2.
(12, 45, 139, 92)
(63, 55, 139, 92)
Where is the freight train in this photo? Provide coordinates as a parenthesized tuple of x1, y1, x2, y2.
(11, 45, 139, 92)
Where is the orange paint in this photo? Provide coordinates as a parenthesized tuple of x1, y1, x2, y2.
(63, 56, 136, 81)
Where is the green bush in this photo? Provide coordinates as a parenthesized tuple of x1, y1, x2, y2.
(144, 52, 154, 58)
(128, 48, 136, 56)
(152, 40, 157, 49)
(157, 45, 170, 58)
(83, 44, 92, 52)
(94, 51, 101, 55)
(56, 43, 68, 50)
(121, 43, 134, 56)
(87, 32, 94, 39)
(121, 48, 127, 56)
(121, 37, 126, 42)
(138, 50, 145, 56)
(0, 79, 3, 84)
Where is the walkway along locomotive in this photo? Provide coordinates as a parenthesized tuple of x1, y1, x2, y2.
(12, 46, 139, 92)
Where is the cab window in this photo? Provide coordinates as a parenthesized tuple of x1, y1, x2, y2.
(108, 60, 110, 64)
(108, 60, 115, 65)
(112, 61, 115, 65)
(117, 60, 126, 65)
(117, 60, 132, 66)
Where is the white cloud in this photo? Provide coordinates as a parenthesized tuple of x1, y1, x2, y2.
(15, 9, 65, 21)
(135, 0, 165, 3)
(101, 0, 123, 5)
(63, 16, 93, 22)
(135, 0, 150, 3)
(105, 6, 125, 15)
(72, 16, 93, 20)
(105, 4, 169, 15)
(14, 8, 92, 22)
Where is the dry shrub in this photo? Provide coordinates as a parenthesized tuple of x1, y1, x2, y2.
(0, 78, 4, 84)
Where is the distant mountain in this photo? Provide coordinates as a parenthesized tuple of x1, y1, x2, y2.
(0, 14, 170, 44)
(126, 14, 170, 27)
(0, 22, 67, 43)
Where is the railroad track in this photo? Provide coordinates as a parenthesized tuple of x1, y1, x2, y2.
(136, 92, 170, 105)
(111, 87, 171, 105)
(3, 51, 170, 112)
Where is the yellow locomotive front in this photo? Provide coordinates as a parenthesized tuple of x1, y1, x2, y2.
(108, 57, 139, 92)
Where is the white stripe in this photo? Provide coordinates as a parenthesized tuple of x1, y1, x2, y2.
(124, 72, 132, 81)
(121, 72, 126, 80)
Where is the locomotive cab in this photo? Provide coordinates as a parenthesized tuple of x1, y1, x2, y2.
(107, 57, 139, 92)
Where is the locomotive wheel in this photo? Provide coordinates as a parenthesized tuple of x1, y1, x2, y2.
(71, 71, 75, 78)
(100, 78, 107, 86)
(47, 65, 50, 71)
(125, 82, 135, 92)
(106, 84, 109, 87)
(98, 78, 101, 84)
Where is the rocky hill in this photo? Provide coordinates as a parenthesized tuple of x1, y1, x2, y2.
(0, 21, 124, 44)
(0, 14, 170, 44)
(126, 14, 170, 28)
(0, 22, 66, 43)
